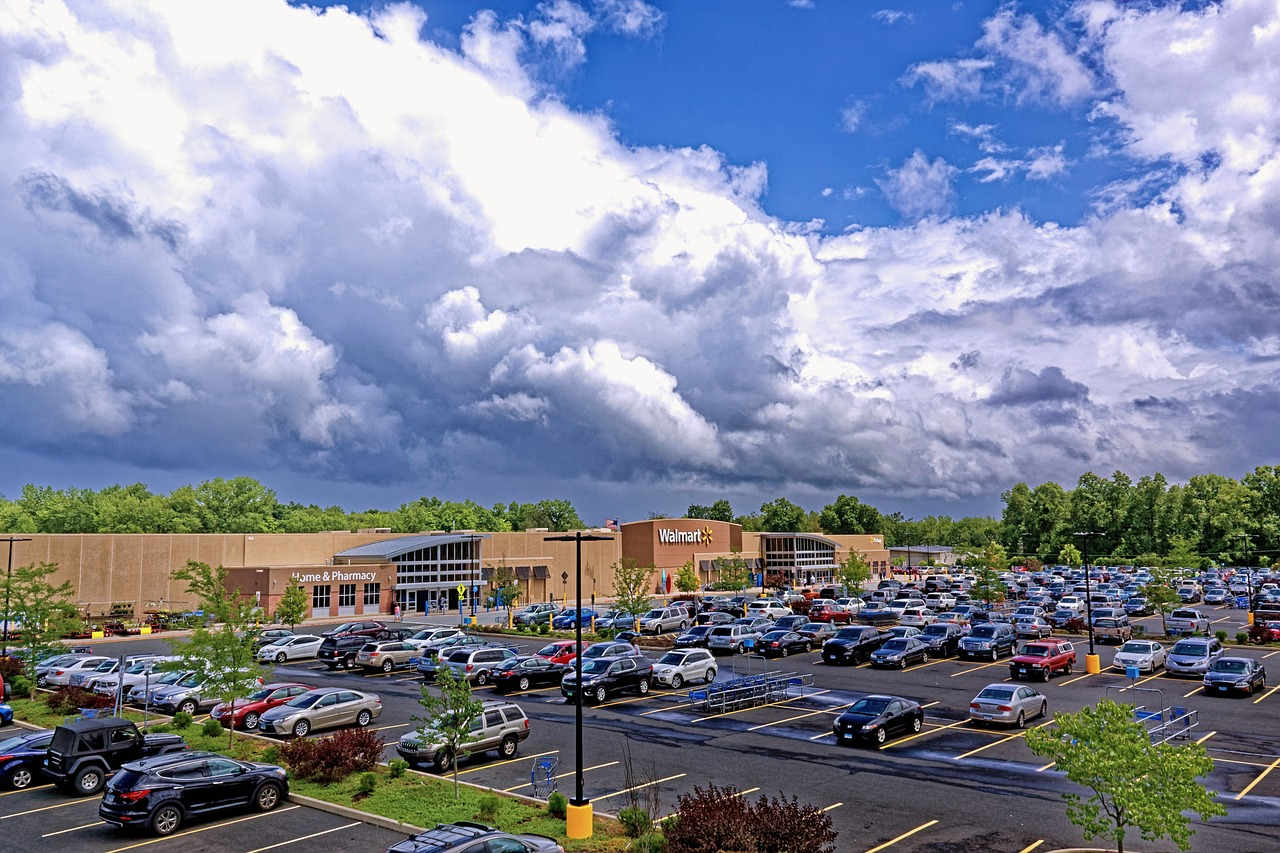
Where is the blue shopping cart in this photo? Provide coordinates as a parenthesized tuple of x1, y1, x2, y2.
(530, 756, 558, 798)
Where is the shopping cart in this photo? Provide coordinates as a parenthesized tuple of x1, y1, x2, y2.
(530, 756, 559, 798)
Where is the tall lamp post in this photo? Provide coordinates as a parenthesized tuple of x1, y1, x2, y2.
(1073, 531, 1100, 673)
(545, 530, 612, 840)
(2, 537, 33, 658)
(1239, 532, 1254, 624)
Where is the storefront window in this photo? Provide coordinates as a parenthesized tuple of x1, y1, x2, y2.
(363, 583, 381, 606)
(312, 585, 331, 609)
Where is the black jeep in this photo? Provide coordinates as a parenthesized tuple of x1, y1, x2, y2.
(43, 718, 187, 796)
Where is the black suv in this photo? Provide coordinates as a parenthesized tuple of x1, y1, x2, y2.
(99, 751, 288, 836)
(561, 655, 653, 703)
(387, 821, 563, 853)
(821, 625, 887, 665)
(317, 635, 369, 669)
(44, 718, 187, 796)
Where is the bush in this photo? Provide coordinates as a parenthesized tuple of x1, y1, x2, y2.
(618, 805, 652, 838)
(630, 832, 667, 853)
(202, 717, 224, 738)
(1236, 632, 1251, 646)
(388, 758, 408, 779)
(476, 792, 501, 824)
(278, 726, 385, 782)
(1064, 617, 1085, 634)
(663, 785, 837, 853)
(357, 772, 377, 796)
(172, 711, 194, 730)
(547, 791, 568, 818)
(1248, 622, 1271, 645)
(7, 674, 33, 697)
(596, 627, 614, 641)
(1215, 630, 1228, 644)
(261, 745, 283, 766)
(44, 686, 113, 715)
(0, 657, 25, 681)
(537, 623, 550, 635)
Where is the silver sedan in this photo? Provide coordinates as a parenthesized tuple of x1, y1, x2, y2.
(651, 649, 717, 688)
(256, 634, 324, 663)
(258, 687, 382, 738)
(1111, 640, 1167, 674)
(969, 683, 1048, 728)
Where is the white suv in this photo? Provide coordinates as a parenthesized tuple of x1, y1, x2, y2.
(746, 599, 792, 620)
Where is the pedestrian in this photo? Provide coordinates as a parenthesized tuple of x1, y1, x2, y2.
(394, 603, 402, 622)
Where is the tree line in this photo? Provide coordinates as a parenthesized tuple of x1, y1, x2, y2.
(4, 466, 1280, 565)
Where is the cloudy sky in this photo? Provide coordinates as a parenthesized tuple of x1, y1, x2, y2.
(2, 0, 1278, 523)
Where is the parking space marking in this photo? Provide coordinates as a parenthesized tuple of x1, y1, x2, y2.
(593, 773, 687, 804)
(1253, 683, 1280, 704)
(954, 721, 1050, 760)
(244, 820, 362, 852)
(821, 801, 843, 811)
(455, 749, 559, 776)
(949, 660, 1005, 677)
(599, 688, 684, 709)
(747, 703, 851, 732)
(1235, 755, 1280, 800)
(639, 698, 695, 715)
(42, 820, 101, 837)
(863, 818, 938, 853)
(103, 805, 301, 853)
(691, 689, 831, 723)
(1016, 841, 1044, 853)
(503, 760, 617, 792)
(1035, 760, 1056, 772)
(879, 718, 969, 750)
(1, 798, 98, 820)
(1057, 671, 1095, 687)
(372, 722, 413, 733)
(1181, 684, 1202, 698)
(1196, 731, 1217, 745)
(0, 784, 52, 797)
(505, 685, 562, 697)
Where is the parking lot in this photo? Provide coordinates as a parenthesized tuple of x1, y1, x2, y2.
(29, 605, 1280, 853)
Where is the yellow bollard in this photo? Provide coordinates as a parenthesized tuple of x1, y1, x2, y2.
(1085, 653, 1101, 674)
(1247, 611, 1255, 626)
(566, 801, 593, 839)
(140, 625, 152, 635)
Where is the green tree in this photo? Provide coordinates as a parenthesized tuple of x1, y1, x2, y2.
(818, 494, 882, 535)
(759, 497, 808, 532)
(273, 578, 308, 629)
(415, 666, 485, 798)
(167, 560, 262, 749)
(504, 499, 584, 532)
(674, 560, 699, 596)
(611, 558, 655, 619)
(835, 550, 872, 593)
(686, 500, 734, 522)
(490, 562, 520, 608)
(189, 477, 281, 533)
(1, 562, 82, 680)
(967, 541, 1009, 609)
(1025, 698, 1225, 852)
(1057, 544, 1082, 567)
(714, 552, 752, 591)
(1143, 566, 1184, 637)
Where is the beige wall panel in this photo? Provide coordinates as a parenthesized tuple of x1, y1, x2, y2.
(108, 536, 144, 612)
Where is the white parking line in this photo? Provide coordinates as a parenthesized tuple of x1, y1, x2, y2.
(1, 798, 98, 820)
(104, 805, 301, 853)
(593, 773, 687, 803)
(43, 820, 101, 837)
(243, 820, 363, 852)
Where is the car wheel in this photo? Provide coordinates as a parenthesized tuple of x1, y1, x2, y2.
(1016, 711, 1027, 729)
(517, 676, 531, 692)
(150, 803, 183, 836)
(780, 647, 789, 658)
(499, 734, 518, 759)
(735, 643, 745, 655)
(6, 766, 34, 790)
(178, 699, 197, 716)
(1039, 702, 1048, 720)
(594, 686, 608, 703)
(292, 719, 311, 738)
(74, 766, 104, 796)
(921, 652, 929, 663)
(356, 709, 372, 727)
(705, 668, 716, 683)
(254, 782, 282, 812)
(899, 658, 908, 670)
(990, 649, 998, 662)
(670, 674, 683, 688)
(243, 712, 260, 731)
(638, 678, 650, 695)
(803, 642, 811, 653)
(875, 727, 887, 744)
(433, 749, 452, 773)
(852, 651, 864, 665)
(1064, 662, 1073, 675)
(911, 716, 922, 733)
(381, 658, 394, 673)
(276, 652, 287, 663)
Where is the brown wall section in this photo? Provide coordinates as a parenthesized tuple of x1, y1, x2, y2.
(621, 519, 743, 571)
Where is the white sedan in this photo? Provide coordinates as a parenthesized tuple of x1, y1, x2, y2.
(257, 634, 324, 662)
(1111, 640, 1167, 674)
(651, 649, 717, 689)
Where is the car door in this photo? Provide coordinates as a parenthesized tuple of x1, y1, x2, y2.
(310, 692, 341, 730)
(885, 700, 908, 735)
(205, 757, 255, 808)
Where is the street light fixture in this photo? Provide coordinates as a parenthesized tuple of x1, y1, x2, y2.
(2, 537, 34, 659)
(1073, 531, 1099, 669)
(545, 530, 612, 841)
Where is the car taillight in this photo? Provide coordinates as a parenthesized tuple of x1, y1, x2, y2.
(997, 705, 1012, 712)
(370, 652, 380, 658)
(771, 642, 780, 647)
(465, 664, 474, 671)
(120, 789, 151, 802)
(0, 755, 11, 762)
(969, 704, 981, 710)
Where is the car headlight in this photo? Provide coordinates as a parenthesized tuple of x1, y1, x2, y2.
(861, 723, 879, 731)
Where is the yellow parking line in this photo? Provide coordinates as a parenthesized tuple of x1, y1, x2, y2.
(879, 718, 969, 750)
(955, 721, 1051, 760)
(822, 801, 844, 811)
(503, 760, 615, 792)
(1253, 683, 1280, 704)
(1209, 756, 1273, 769)
(371, 722, 413, 733)
(42, 821, 101, 837)
(0, 784, 53, 797)
(103, 805, 300, 852)
(864, 819, 938, 852)
(1196, 731, 1217, 745)
(1, 798, 97, 819)
(244, 821, 363, 853)
(455, 749, 559, 776)
(1057, 671, 1095, 687)
(1036, 761, 1056, 772)
(691, 689, 831, 723)
(656, 786, 758, 822)
(1182, 685, 1202, 698)
(593, 773, 687, 803)
(949, 660, 1006, 677)
(1016, 841, 1044, 853)
(1235, 755, 1280, 800)
(748, 703, 853, 732)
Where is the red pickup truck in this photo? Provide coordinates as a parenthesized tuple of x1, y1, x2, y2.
(1009, 638, 1077, 681)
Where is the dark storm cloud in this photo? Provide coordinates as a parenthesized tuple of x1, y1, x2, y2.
(987, 366, 1089, 406)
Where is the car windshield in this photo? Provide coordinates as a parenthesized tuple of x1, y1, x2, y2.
(580, 659, 611, 674)
(176, 674, 201, 688)
(1212, 660, 1248, 673)
(537, 644, 569, 656)
(1171, 641, 1208, 655)
(833, 628, 863, 639)
(977, 687, 1015, 701)
(1018, 646, 1050, 657)
(881, 639, 909, 651)
(93, 660, 116, 672)
(0, 734, 37, 751)
(643, 610, 664, 619)
(247, 686, 274, 700)
(288, 692, 325, 708)
(970, 626, 998, 638)
(1119, 642, 1152, 653)
(922, 625, 949, 636)
(683, 626, 712, 636)
(848, 697, 889, 714)
(658, 653, 689, 665)
(331, 623, 356, 633)
(124, 662, 151, 674)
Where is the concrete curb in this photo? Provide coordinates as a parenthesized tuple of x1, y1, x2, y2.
(286, 792, 426, 837)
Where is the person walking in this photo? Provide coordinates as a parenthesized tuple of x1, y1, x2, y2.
(394, 603, 402, 622)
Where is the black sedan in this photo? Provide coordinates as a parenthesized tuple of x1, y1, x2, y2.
(0, 728, 53, 790)
(251, 627, 294, 649)
(673, 625, 715, 649)
(99, 751, 287, 836)
(832, 695, 924, 745)
(387, 821, 563, 853)
(491, 656, 570, 693)
(757, 630, 812, 658)
(869, 637, 931, 669)
(1203, 657, 1266, 696)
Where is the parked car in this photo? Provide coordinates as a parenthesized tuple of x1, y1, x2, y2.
(397, 700, 530, 772)
(1165, 637, 1225, 676)
(355, 641, 420, 673)
(256, 634, 324, 663)
(210, 683, 313, 730)
(151, 674, 219, 716)
(413, 636, 500, 675)
(969, 683, 1048, 728)
(42, 656, 114, 687)
(808, 604, 855, 624)
(832, 695, 924, 745)
(745, 599, 793, 620)
(917, 622, 965, 657)
(93, 657, 180, 698)
(637, 607, 690, 635)
(1112, 640, 1167, 674)
(772, 614, 810, 632)
(70, 657, 154, 690)
(252, 628, 294, 649)
(870, 637, 931, 669)
(404, 627, 464, 650)
(43, 718, 187, 796)
(1123, 597, 1152, 617)
(440, 647, 521, 686)
(673, 625, 716, 649)
(898, 607, 937, 628)
(34, 653, 95, 687)
(1166, 608, 1211, 635)
(651, 649, 717, 688)
(580, 641, 644, 661)
(1008, 639, 1077, 681)
(257, 687, 382, 737)
(1203, 657, 1266, 696)
(551, 608, 600, 630)
(491, 656, 571, 693)
(320, 620, 387, 638)
(385, 822, 563, 853)
(594, 610, 637, 631)
(958, 623, 1017, 661)
(127, 670, 192, 705)
(757, 630, 812, 658)
(317, 635, 373, 670)
(795, 622, 837, 643)
(533, 640, 582, 664)
(707, 624, 763, 655)
(561, 656, 654, 703)
(99, 751, 287, 836)
(0, 728, 54, 790)
(822, 625, 887, 665)
(513, 603, 562, 627)
(694, 611, 735, 627)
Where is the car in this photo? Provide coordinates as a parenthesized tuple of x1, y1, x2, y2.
(745, 599, 792, 620)
(832, 695, 924, 745)
(93, 657, 181, 697)
(870, 637, 931, 669)
(151, 674, 219, 716)
(757, 630, 812, 658)
(1166, 609, 1211, 635)
(707, 624, 763, 655)
(252, 628, 294, 649)
(320, 620, 387, 638)
(1048, 609, 1079, 628)
(513, 603, 562, 627)
(1203, 587, 1229, 605)
(69, 657, 154, 690)
(440, 647, 521, 686)
(43, 718, 188, 796)
(551, 608, 600, 630)
(580, 640, 644, 661)
(42, 655, 114, 687)
(795, 622, 837, 643)
(593, 610, 637, 631)
(694, 611, 736, 627)
(1203, 657, 1266, 696)
(771, 614, 810, 632)
(1012, 615, 1054, 640)
(385, 821, 563, 853)
(533, 640, 582, 664)
(256, 634, 324, 663)
(673, 625, 716, 649)
(1165, 637, 1226, 676)
(969, 683, 1048, 728)
(33, 652, 95, 687)
(98, 751, 287, 836)
(561, 655, 654, 703)
(1008, 639, 1076, 681)
(958, 623, 1017, 661)
(1123, 597, 1152, 617)
(822, 625, 887, 665)
(413, 635, 498, 675)
(210, 683, 313, 730)
(0, 728, 54, 790)
(886, 625, 923, 640)
(258, 687, 382, 737)
(1257, 621, 1280, 643)
(404, 627, 465, 650)
(651, 649, 717, 687)
(127, 670, 193, 705)
(351, 640, 418, 673)
(317, 634, 374, 670)
(898, 607, 937, 628)
(397, 700, 530, 772)
(0, 703, 10, 726)
(637, 607, 690, 635)
(1177, 587, 1202, 603)
(491, 656, 571, 693)
(917, 622, 965, 657)
(808, 603, 854, 624)
(1111, 640, 1167, 674)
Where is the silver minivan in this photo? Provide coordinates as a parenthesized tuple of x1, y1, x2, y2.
(707, 624, 761, 655)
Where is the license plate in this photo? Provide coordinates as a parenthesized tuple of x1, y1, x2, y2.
(1018, 668, 1028, 674)
(842, 733, 854, 740)
(982, 714, 993, 720)
(1218, 686, 1228, 691)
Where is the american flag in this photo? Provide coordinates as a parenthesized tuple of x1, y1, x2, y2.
(604, 517, 619, 531)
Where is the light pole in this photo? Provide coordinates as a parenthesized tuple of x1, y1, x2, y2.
(1073, 531, 1099, 673)
(2, 537, 33, 658)
(545, 530, 612, 840)
(1239, 532, 1254, 623)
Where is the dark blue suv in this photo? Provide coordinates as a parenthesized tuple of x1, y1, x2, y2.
(0, 728, 54, 790)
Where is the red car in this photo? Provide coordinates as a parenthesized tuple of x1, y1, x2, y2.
(210, 682, 313, 730)
(808, 604, 854, 624)
(534, 640, 581, 665)
(1260, 621, 1280, 642)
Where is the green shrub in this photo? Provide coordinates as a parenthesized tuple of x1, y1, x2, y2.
(357, 772, 377, 796)
(146, 723, 172, 733)
(596, 628, 613, 641)
(1215, 630, 1228, 644)
(547, 791, 568, 818)
(278, 727, 385, 782)
(476, 792, 501, 823)
(388, 758, 408, 779)
(630, 832, 667, 853)
(7, 674, 33, 697)
(261, 745, 283, 765)
(618, 805, 652, 838)
(537, 622, 550, 635)
(1236, 632, 1251, 646)
(202, 717, 224, 738)
(44, 686, 113, 715)
(172, 711, 194, 730)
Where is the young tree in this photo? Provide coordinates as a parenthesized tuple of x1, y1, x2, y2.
(1057, 543, 1082, 567)
(490, 562, 520, 609)
(415, 666, 485, 798)
(1025, 699, 1225, 853)
(836, 550, 872, 593)
(611, 558, 655, 619)
(968, 541, 1009, 609)
(1143, 566, 1184, 637)
(166, 560, 262, 749)
(1, 562, 82, 682)
(273, 578, 308, 630)
(714, 552, 751, 591)
(674, 560, 699, 596)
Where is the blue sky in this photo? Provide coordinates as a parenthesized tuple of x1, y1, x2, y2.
(1, 0, 1278, 524)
